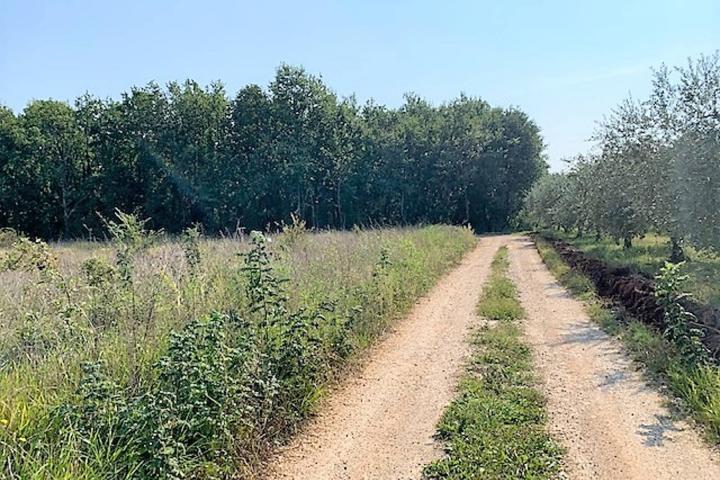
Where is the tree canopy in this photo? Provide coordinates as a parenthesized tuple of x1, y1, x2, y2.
(0, 65, 546, 239)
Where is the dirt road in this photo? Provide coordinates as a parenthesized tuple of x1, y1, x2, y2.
(508, 236, 720, 479)
(266, 236, 508, 480)
(267, 235, 719, 479)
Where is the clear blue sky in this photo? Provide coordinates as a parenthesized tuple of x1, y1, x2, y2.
(1, 0, 718, 170)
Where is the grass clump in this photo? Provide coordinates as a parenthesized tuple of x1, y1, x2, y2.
(476, 248, 524, 322)
(534, 236, 720, 444)
(425, 246, 564, 479)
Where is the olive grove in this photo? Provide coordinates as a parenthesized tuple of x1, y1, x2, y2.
(524, 52, 720, 257)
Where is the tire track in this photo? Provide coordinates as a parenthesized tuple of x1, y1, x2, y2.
(508, 236, 720, 479)
(266, 236, 509, 480)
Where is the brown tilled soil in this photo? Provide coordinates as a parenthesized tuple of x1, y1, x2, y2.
(509, 236, 720, 479)
(265, 236, 509, 480)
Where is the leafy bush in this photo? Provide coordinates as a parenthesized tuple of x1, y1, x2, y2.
(1, 236, 57, 273)
(655, 262, 709, 366)
(0, 227, 19, 248)
(103, 209, 160, 284)
(181, 224, 203, 275)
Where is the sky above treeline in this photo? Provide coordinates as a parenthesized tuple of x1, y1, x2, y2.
(1, 0, 718, 171)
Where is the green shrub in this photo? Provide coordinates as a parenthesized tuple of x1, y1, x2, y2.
(655, 262, 709, 366)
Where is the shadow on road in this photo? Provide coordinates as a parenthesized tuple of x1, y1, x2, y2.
(637, 414, 683, 447)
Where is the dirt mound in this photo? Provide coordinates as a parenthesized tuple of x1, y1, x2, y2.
(544, 237, 720, 357)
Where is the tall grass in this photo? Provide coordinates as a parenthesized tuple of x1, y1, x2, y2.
(0, 224, 476, 479)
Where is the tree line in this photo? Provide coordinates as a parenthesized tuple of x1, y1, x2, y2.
(524, 52, 720, 259)
(0, 65, 545, 239)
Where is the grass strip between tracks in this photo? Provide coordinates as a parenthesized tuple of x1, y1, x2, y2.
(424, 246, 565, 479)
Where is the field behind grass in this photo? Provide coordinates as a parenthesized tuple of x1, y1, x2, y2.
(0, 225, 476, 479)
(547, 231, 720, 306)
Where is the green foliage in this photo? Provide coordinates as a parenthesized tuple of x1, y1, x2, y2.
(103, 209, 159, 284)
(0, 67, 544, 239)
(181, 224, 202, 275)
(0, 227, 19, 248)
(137, 313, 254, 478)
(241, 232, 288, 324)
(0, 225, 477, 478)
(525, 52, 720, 254)
(55, 314, 255, 479)
(81, 257, 118, 287)
(1, 236, 57, 272)
(655, 262, 709, 366)
(425, 247, 563, 479)
(275, 213, 308, 252)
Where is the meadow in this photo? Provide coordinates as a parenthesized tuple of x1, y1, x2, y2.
(0, 220, 475, 479)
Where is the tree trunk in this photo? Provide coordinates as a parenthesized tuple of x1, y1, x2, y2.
(310, 200, 316, 230)
(61, 184, 69, 240)
(464, 191, 470, 225)
(670, 236, 685, 263)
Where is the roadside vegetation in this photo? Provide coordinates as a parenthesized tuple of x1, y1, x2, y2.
(534, 236, 720, 443)
(0, 217, 476, 479)
(542, 230, 720, 306)
(424, 246, 564, 479)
